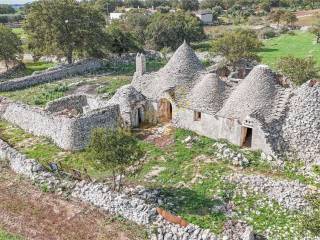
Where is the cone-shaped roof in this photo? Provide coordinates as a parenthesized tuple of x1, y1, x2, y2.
(161, 41, 204, 79)
(187, 73, 226, 114)
(217, 65, 281, 121)
(132, 41, 204, 100)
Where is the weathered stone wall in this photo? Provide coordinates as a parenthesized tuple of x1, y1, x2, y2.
(280, 82, 320, 163)
(45, 95, 88, 113)
(0, 59, 104, 91)
(0, 137, 224, 240)
(0, 98, 120, 150)
(70, 106, 121, 150)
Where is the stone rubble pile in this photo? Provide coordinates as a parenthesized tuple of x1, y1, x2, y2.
(72, 181, 157, 225)
(213, 143, 250, 167)
(223, 220, 255, 240)
(152, 217, 218, 240)
(226, 173, 319, 211)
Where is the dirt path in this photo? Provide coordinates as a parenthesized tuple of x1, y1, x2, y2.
(0, 168, 147, 240)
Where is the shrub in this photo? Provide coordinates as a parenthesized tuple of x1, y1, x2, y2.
(259, 27, 278, 39)
(212, 28, 262, 67)
(277, 56, 318, 86)
(87, 128, 143, 190)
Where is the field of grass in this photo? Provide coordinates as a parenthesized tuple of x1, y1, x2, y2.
(0, 60, 165, 106)
(0, 119, 318, 238)
(0, 229, 22, 240)
(259, 31, 320, 68)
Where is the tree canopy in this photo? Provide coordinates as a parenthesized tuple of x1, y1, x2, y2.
(24, 0, 106, 64)
(0, 24, 22, 69)
(145, 11, 205, 50)
(88, 128, 143, 190)
(0, 4, 16, 14)
(212, 28, 262, 67)
(106, 21, 141, 55)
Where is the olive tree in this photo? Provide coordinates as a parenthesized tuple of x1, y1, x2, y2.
(146, 11, 205, 50)
(88, 128, 143, 191)
(212, 28, 262, 68)
(0, 24, 22, 70)
(24, 0, 106, 64)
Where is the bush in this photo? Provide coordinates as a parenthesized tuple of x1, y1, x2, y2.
(88, 128, 143, 190)
(258, 27, 278, 39)
(277, 56, 318, 86)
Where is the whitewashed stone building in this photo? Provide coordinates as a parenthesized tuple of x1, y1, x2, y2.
(127, 42, 319, 163)
(0, 43, 318, 163)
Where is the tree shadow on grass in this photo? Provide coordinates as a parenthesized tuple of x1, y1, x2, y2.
(258, 47, 279, 53)
(154, 187, 226, 217)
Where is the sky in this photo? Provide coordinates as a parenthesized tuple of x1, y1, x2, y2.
(1, 0, 34, 4)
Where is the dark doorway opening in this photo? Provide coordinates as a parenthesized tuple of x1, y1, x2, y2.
(241, 127, 252, 148)
(159, 99, 172, 122)
(138, 108, 143, 124)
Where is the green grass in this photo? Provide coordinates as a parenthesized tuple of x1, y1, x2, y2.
(1, 61, 55, 80)
(0, 229, 23, 240)
(258, 31, 320, 68)
(0, 74, 131, 106)
(0, 121, 317, 237)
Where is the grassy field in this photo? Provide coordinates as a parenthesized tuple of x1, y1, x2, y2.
(0, 119, 318, 238)
(259, 31, 320, 68)
(0, 60, 165, 106)
(0, 229, 22, 240)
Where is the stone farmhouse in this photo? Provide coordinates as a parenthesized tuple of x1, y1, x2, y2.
(0, 42, 318, 163)
(129, 42, 319, 163)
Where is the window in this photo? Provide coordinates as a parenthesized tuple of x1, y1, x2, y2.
(194, 111, 201, 121)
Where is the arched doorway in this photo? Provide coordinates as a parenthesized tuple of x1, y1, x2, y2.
(132, 107, 144, 128)
(159, 99, 172, 122)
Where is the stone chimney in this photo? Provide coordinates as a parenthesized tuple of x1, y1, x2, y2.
(136, 53, 146, 76)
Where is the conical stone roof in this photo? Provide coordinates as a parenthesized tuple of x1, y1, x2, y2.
(186, 73, 226, 114)
(217, 65, 282, 121)
(160, 41, 205, 82)
(132, 41, 204, 100)
(281, 80, 320, 163)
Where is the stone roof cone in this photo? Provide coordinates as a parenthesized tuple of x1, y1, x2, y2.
(187, 73, 226, 114)
(217, 65, 281, 121)
(161, 41, 204, 78)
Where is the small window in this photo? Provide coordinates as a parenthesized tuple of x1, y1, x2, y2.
(194, 111, 201, 121)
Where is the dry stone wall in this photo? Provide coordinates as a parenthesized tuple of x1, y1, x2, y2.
(45, 95, 88, 113)
(0, 97, 120, 150)
(0, 59, 104, 91)
(0, 137, 228, 240)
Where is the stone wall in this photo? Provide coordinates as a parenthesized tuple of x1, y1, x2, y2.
(45, 95, 88, 113)
(0, 59, 104, 91)
(0, 97, 120, 150)
(0, 137, 227, 240)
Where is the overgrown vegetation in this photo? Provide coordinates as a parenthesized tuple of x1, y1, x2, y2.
(277, 55, 318, 85)
(211, 28, 262, 67)
(0, 24, 22, 69)
(0, 122, 318, 238)
(301, 194, 320, 236)
(0, 228, 23, 240)
(88, 128, 143, 190)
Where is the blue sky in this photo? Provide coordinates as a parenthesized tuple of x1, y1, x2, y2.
(2, 0, 34, 4)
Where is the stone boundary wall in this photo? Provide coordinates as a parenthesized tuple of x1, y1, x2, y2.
(0, 97, 120, 150)
(45, 95, 88, 113)
(0, 59, 104, 92)
(0, 137, 223, 240)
